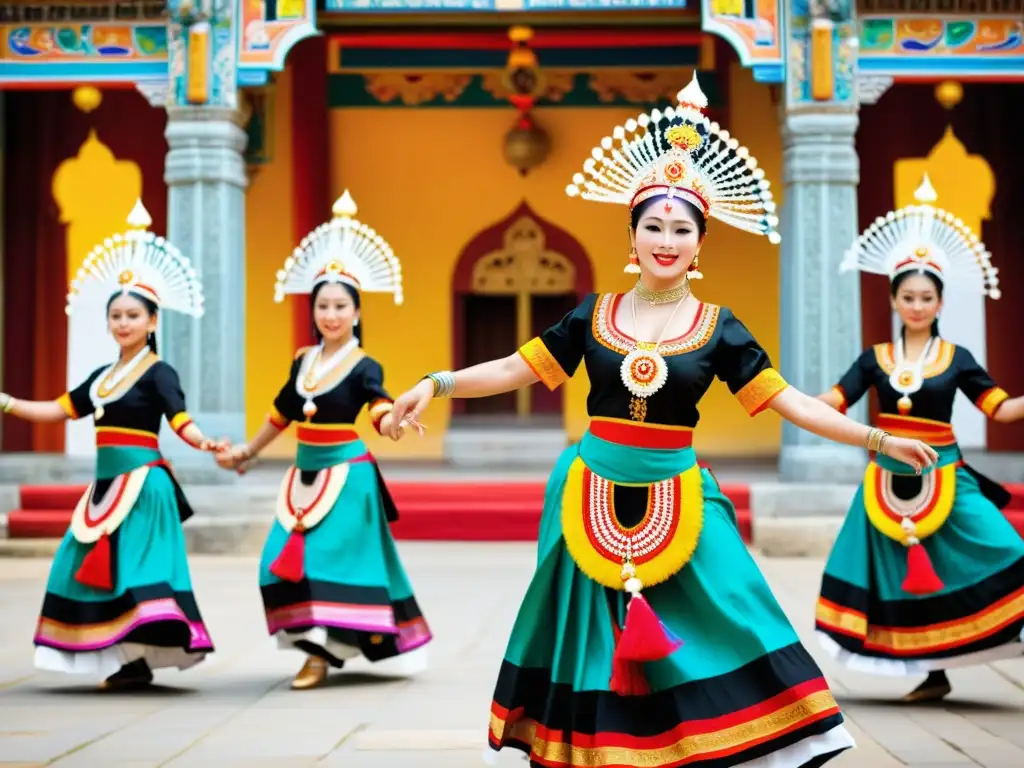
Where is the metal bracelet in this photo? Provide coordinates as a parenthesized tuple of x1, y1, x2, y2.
(426, 371, 456, 398)
(1, 394, 13, 414)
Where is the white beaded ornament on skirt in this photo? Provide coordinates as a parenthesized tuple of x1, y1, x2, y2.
(840, 173, 1000, 300)
(274, 190, 403, 304)
(65, 199, 205, 318)
(565, 72, 780, 243)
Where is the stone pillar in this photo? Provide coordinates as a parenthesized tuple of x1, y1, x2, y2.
(778, 111, 866, 483)
(160, 106, 249, 459)
(777, 1, 865, 483)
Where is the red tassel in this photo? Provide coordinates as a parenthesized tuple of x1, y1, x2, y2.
(614, 594, 682, 662)
(610, 656, 651, 696)
(902, 542, 944, 595)
(75, 532, 114, 591)
(271, 527, 306, 583)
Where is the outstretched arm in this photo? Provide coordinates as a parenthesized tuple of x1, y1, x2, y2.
(0, 394, 68, 423)
(433, 354, 540, 399)
(816, 351, 874, 414)
(154, 366, 226, 453)
(993, 396, 1024, 423)
(956, 348, 1024, 424)
(771, 387, 937, 471)
(388, 296, 594, 439)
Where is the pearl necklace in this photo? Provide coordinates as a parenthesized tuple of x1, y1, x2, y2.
(89, 346, 154, 422)
(619, 291, 687, 422)
(890, 336, 937, 416)
(295, 337, 360, 419)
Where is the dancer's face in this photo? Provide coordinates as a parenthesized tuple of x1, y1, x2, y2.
(632, 200, 704, 286)
(313, 283, 359, 344)
(107, 294, 156, 351)
(891, 272, 942, 335)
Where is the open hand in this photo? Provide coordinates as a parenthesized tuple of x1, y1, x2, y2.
(881, 437, 939, 474)
(388, 379, 434, 440)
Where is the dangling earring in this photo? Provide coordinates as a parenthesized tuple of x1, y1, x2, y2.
(624, 246, 641, 274)
(688, 254, 704, 280)
(354, 317, 360, 327)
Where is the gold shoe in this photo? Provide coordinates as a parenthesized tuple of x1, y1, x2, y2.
(291, 656, 329, 690)
(901, 681, 951, 703)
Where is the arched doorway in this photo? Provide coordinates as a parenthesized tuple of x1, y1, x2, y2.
(451, 202, 594, 423)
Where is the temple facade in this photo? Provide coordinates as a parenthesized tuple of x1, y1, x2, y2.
(0, 0, 1021, 478)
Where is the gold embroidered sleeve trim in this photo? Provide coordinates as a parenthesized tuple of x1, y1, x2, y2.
(977, 387, 1009, 418)
(57, 393, 78, 420)
(169, 412, 193, 433)
(268, 405, 290, 430)
(518, 337, 569, 391)
(832, 386, 847, 415)
(737, 368, 789, 416)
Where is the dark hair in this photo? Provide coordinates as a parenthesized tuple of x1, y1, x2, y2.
(309, 281, 362, 344)
(630, 195, 707, 239)
(890, 269, 943, 339)
(106, 290, 160, 354)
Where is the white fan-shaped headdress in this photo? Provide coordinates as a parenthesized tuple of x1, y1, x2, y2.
(65, 199, 204, 317)
(274, 190, 403, 305)
(840, 173, 1000, 300)
(565, 72, 779, 243)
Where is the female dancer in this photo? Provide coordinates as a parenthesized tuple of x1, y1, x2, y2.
(0, 208, 221, 689)
(815, 175, 1024, 702)
(216, 191, 432, 690)
(389, 75, 937, 767)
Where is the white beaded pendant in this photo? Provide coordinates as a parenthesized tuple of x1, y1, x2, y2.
(620, 347, 669, 400)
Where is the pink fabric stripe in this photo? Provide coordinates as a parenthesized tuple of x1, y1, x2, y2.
(35, 599, 213, 652)
(266, 602, 398, 635)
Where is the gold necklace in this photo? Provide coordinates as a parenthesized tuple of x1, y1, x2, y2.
(620, 291, 688, 422)
(634, 278, 691, 306)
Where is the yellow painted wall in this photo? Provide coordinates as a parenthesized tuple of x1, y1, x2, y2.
(244, 66, 298, 458)
(244, 61, 783, 459)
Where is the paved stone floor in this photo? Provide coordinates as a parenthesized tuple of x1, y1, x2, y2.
(0, 544, 1021, 767)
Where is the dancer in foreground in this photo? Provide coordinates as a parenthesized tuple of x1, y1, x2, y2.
(389, 75, 937, 767)
(0, 202, 220, 688)
(216, 191, 432, 689)
(815, 174, 1024, 702)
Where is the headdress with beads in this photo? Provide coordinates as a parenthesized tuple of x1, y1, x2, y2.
(65, 199, 204, 318)
(840, 173, 1000, 300)
(565, 72, 780, 243)
(274, 190, 403, 305)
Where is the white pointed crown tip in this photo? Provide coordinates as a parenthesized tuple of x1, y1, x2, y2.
(332, 190, 358, 219)
(126, 199, 152, 229)
(913, 173, 938, 204)
(676, 71, 708, 108)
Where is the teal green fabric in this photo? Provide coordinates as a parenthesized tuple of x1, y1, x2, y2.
(874, 443, 961, 475)
(295, 439, 366, 472)
(824, 460, 1024, 601)
(44, 467, 198, 602)
(259, 440, 413, 600)
(504, 433, 800, 693)
(95, 446, 162, 480)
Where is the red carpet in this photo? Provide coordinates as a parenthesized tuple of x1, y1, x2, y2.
(6, 481, 753, 543)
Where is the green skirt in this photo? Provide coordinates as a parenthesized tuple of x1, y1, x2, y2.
(817, 446, 1024, 674)
(259, 440, 431, 668)
(489, 431, 854, 767)
(33, 460, 213, 679)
